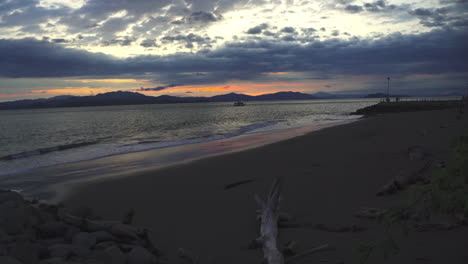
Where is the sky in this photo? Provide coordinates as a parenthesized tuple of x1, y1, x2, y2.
(0, 0, 467, 101)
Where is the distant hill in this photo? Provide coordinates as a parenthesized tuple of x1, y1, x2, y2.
(311, 92, 361, 99)
(0, 91, 319, 110)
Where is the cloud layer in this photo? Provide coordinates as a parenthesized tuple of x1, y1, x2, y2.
(1, 0, 467, 99)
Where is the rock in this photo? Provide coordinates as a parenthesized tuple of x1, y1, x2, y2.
(9, 240, 39, 264)
(119, 244, 138, 253)
(110, 224, 140, 240)
(64, 226, 80, 243)
(69, 206, 93, 219)
(38, 222, 68, 239)
(72, 232, 97, 249)
(140, 230, 160, 256)
(0, 213, 25, 235)
(0, 201, 39, 235)
(36, 210, 55, 224)
(0, 256, 24, 264)
(38, 238, 66, 249)
(91, 231, 115, 243)
(0, 191, 23, 204)
(48, 244, 90, 259)
(93, 245, 125, 264)
(94, 241, 117, 250)
(126, 246, 156, 264)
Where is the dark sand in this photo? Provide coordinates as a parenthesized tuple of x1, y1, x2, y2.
(63, 107, 468, 263)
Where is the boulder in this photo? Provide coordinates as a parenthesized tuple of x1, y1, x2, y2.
(126, 246, 156, 264)
(63, 226, 80, 243)
(92, 245, 125, 264)
(91, 231, 115, 243)
(0, 202, 38, 235)
(0, 191, 23, 204)
(0, 256, 24, 264)
(48, 244, 90, 259)
(69, 206, 93, 219)
(110, 224, 140, 240)
(94, 241, 117, 251)
(9, 240, 39, 264)
(38, 222, 68, 239)
(72, 232, 97, 249)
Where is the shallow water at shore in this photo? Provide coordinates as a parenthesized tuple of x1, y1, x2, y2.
(0, 118, 360, 200)
(0, 99, 376, 178)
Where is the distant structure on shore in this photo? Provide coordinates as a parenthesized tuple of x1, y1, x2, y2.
(386, 77, 391, 102)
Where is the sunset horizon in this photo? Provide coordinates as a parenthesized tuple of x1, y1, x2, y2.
(1, 0, 467, 101)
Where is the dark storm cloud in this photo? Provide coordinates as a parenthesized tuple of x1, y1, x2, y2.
(138, 84, 179, 91)
(101, 36, 136, 46)
(344, 5, 363, 13)
(247, 23, 268, 34)
(186, 11, 222, 23)
(51, 38, 69, 43)
(280, 27, 296, 33)
(0, 38, 119, 77)
(343, 0, 404, 14)
(410, 8, 434, 16)
(0, 0, 70, 33)
(408, 6, 467, 28)
(1, 28, 467, 82)
(161, 33, 213, 49)
(140, 39, 158, 48)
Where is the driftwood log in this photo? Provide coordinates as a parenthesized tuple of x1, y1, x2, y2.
(255, 177, 285, 264)
(376, 161, 431, 196)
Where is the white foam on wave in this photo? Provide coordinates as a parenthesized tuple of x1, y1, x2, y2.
(0, 114, 362, 178)
(0, 120, 280, 177)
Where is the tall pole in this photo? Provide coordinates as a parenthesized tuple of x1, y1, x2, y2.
(387, 77, 390, 99)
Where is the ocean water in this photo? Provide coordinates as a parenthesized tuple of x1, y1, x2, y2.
(0, 99, 377, 177)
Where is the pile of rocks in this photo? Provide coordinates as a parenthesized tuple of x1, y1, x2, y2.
(0, 189, 161, 264)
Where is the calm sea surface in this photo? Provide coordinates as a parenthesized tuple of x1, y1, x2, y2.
(0, 99, 378, 177)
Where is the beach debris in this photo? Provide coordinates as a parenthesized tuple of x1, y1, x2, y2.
(278, 220, 367, 233)
(376, 180, 404, 196)
(376, 161, 431, 196)
(0, 189, 162, 264)
(223, 179, 255, 190)
(283, 241, 297, 256)
(255, 177, 285, 264)
(355, 207, 386, 219)
(253, 179, 336, 264)
(285, 244, 335, 264)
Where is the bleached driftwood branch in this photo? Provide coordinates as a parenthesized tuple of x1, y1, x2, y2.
(255, 177, 285, 264)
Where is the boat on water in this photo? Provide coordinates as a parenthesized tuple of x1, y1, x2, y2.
(233, 101, 245, 106)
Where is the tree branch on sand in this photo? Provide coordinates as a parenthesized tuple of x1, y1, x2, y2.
(254, 177, 335, 264)
(255, 177, 285, 264)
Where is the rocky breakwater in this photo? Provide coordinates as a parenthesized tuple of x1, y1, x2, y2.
(352, 100, 463, 115)
(0, 189, 160, 264)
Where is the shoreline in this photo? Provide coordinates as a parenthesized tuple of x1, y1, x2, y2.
(62, 107, 468, 263)
(0, 118, 361, 201)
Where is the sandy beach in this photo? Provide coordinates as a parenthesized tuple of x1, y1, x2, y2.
(62, 106, 468, 263)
